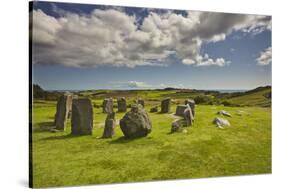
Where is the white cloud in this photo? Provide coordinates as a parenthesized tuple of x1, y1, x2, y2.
(256, 47, 272, 65)
(31, 8, 271, 68)
(127, 81, 150, 88)
(111, 81, 151, 88)
(160, 83, 185, 89)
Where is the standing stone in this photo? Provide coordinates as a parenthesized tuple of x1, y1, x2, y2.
(175, 105, 189, 117)
(183, 105, 194, 126)
(102, 112, 115, 138)
(137, 98, 145, 108)
(161, 98, 171, 113)
(71, 98, 93, 135)
(102, 98, 113, 113)
(185, 99, 195, 116)
(120, 104, 152, 138)
(117, 97, 127, 112)
(54, 94, 73, 131)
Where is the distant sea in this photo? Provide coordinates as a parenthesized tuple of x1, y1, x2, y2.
(214, 89, 248, 93)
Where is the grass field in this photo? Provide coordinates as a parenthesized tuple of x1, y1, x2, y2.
(31, 97, 271, 188)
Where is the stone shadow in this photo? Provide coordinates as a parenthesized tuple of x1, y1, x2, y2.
(32, 121, 55, 133)
(108, 136, 139, 144)
(41, 134, 81, 141)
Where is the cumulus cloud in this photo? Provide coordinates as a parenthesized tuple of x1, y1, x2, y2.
(31, 8, 271, 68)
(111, 81, 151, 88)
(127, 81, 150, 88)
(160, 83, 185, 89)
(256, 47, 272, 65)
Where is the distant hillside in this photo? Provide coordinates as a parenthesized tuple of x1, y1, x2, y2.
(33, 84, 63, 100)
(34, 84, 271, 107)
(221, 86, 271, 107)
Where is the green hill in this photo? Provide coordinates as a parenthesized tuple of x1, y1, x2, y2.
(222, 86, 271, 107)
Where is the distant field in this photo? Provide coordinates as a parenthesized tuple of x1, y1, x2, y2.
(31, 99, 271, 188)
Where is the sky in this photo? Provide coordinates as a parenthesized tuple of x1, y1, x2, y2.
(31, 1, 272, 91)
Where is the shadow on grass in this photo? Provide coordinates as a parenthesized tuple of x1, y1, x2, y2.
(108, 136, 140, 144)
(32, 121, 55, 133)
(41, 134, 82, 141)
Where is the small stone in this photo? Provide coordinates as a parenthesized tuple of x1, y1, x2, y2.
(171, 120, 182, 133)
(217, 110, 232, 117)
(150, 106, 158, 113)
(213, 117, 230, 128)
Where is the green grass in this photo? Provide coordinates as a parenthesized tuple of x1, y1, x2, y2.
(32, 101, 271, 188)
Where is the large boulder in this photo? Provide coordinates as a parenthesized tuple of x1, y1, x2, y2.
(102, 112, 115, 138)
(161, 98, 171, 113)
(120, 104, 152, 138)
(185, 99, 195, 116)
(54, 94, 73, 131)
(71, 98, 93, 135)
(102, 98, 113, 113)
(117, 97, 127, 112)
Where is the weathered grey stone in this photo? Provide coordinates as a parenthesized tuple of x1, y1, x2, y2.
(185, 99, 195, 116)
(120, 104, 152, 138)
(102, 98, 113, 113)
(161, 98, 171, 113)
(171, 120, 182, 133)
(150, 106, 158, 113)
(71, 98, 93, 135)
(213, 117, 230, 128)
(102, 112, 115, 138)
(117, 97, 127, 112)
(183, 105, 194, 126)
(175, 105, 189, 117)
(217, 110, 232, 117)
(54, 94, 73, 131)
(137, 98, 145, 107)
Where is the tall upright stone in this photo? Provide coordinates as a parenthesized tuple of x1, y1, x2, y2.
(117, 97, 127, 112)
(54, 94, 73, 131)
(185, 99, 195, 116)
(102, 98, 113, 113)
(161, 98, 171, 113)
(102, 112, 116, 138)
(183, 105, 194, 126)
(137, 98, 145, 108)
(71, 98, 93, 135)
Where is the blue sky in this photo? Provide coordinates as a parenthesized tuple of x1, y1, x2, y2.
(32, 1, 272, 90)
